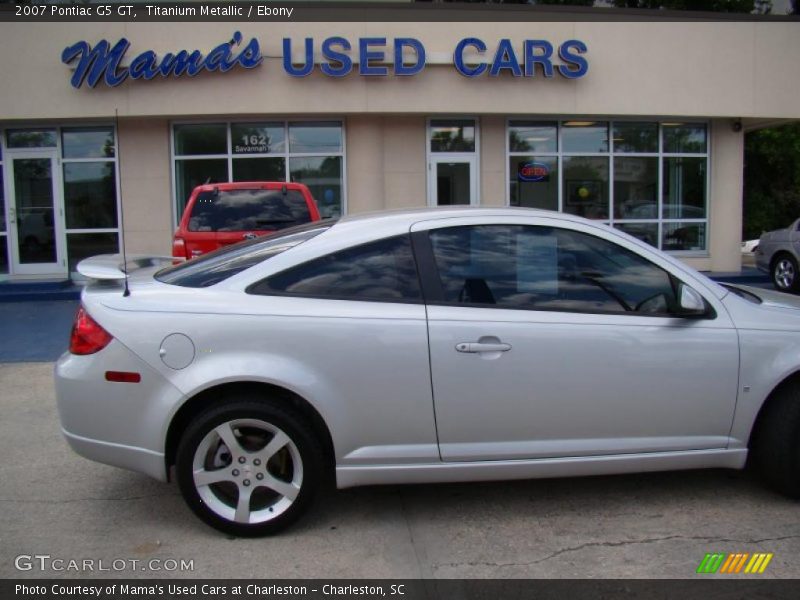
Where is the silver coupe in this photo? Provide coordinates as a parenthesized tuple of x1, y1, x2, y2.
(756, 218, 800, 293)
(56, 208, 800, 536)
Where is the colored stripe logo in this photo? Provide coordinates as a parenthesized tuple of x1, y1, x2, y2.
(696, 553, 773, 574)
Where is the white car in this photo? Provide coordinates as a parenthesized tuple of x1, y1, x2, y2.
(741, 239, 759, 254)
(56, 208, 800, 536)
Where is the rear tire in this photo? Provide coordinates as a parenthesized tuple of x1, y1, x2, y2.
(175, 397, 323, 536)
(751, 383, 800, 499)
(771, 253, 800, 293)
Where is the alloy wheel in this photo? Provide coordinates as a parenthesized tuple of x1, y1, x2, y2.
(191, 418, 303, 525)
(774, 258, 796, 290)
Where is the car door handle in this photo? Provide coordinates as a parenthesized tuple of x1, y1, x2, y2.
(455, 342, 512, 353)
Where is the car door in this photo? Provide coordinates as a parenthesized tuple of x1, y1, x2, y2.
(412, 216, 740, 462)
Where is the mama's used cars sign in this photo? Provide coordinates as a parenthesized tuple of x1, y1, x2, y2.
(61, 32, 588, 89)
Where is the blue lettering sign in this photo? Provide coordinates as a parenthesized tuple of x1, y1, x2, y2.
(321, 37, 353, 77)
(62, 31, 262, 89)
(524, 40, 554, 78)
(558, 39, 589, 79)
(490, 39, 523, 77)
(453, 38, 488, 78)
(62, 39, 129, 88)
(62, 35, 587, 88)
(283, 38, 314, 77)
(394, 38, 426, 76)
(359, 38, 388, 76)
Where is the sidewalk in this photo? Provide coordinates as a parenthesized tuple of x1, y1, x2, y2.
(0, 300, 78, 362)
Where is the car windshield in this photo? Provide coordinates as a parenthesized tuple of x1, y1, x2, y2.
(188, 188, 311, 232)
(156, 220, 336, 288)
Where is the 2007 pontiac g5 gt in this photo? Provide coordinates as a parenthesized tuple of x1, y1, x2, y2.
(56, 208, 800, 536)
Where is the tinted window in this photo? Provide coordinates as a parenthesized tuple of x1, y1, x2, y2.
(156, 221, 333, 288)
(429, 225, 678, 315)
(249, 235, 421, 303)
(430, 119, 476, 153)
(188, 189, 311, 232)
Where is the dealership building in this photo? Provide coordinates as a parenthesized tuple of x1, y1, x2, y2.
(0, 9, 798, 280)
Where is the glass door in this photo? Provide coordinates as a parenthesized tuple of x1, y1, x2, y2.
(427, 118, 478, 207)
(7, 151, 66, 276)
(428, 156, 477, 207)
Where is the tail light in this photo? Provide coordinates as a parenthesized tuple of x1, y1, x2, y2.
(69, 307, 113, 355)
(172, 237, 187, 262)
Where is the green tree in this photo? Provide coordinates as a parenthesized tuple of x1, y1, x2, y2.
(743, 123, 800, 239)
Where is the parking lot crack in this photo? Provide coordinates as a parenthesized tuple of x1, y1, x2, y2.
(398, 489, 429, 580)
(433, 534, 800, 572)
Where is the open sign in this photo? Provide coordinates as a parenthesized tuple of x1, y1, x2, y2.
(518, 162, 550, 182)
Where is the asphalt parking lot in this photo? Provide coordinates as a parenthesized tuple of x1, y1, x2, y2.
(1, 360, 800, 580)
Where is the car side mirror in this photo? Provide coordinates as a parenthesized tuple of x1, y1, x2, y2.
(676, 283, 708, 318)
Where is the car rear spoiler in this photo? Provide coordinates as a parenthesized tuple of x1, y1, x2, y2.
(76, 254, 182, 281)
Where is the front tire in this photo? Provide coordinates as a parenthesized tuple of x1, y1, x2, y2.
(175, 398, 323, 536)
(771, 253, 800, 293)
(751, 383, 800, 499)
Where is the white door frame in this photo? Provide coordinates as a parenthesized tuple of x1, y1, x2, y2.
(426, 117, 480, 208)
(427, 154, 478, 207)
(5, 148, 67, 277)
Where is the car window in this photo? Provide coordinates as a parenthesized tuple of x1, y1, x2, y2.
(428, 225, 679, 315)
(188, 188, 311, 232)
(248, 235, 422, 303)
(156, 221, 334, 288)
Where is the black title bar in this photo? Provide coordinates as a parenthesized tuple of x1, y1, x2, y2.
(4, 579, 800, 600)
(1, 2, 799, 23)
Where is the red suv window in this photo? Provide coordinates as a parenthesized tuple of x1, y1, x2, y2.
(188, 188, 312, 232)
(173, 183, 321, 260)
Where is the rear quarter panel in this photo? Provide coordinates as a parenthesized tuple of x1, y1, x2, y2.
(94, 291, 438, 465)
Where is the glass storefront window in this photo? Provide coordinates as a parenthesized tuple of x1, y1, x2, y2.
(663, 123, 707, 153)
(0, 170, 5, 232)
(173, 121, 345, 222)
(508, 122, 557, 153)
(0, 125, 120, 278)
(63, 163, 118, 229)
(0, 166, 5, 275)
(614, 157, 658, 219)
(62, 127, 115, 159)
(509, 156, 558, 211)
(0, 237, 7, 275)
(289, 122, 342, 153)
(507, 120, 707, 253)
(663, 157, 706, 219)
(232, 123, 285, 154)
(175, 159, 228, 217)
(662, 222, 706, 252)
(7, 129, 57, 148)
(430, 119, 475, 153)
(232, 157, 286, 182)
(562, 156, 609, 219)
(66, 232, 119, 274)
(174, 124, 227, 155)
(562, 122, 608, 153)
(289, 156, 343, 219)
(613, 122, 658, 154)
(615, 222, 659, 248)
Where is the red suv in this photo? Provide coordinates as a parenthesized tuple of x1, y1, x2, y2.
(172, 182, 321, 260)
